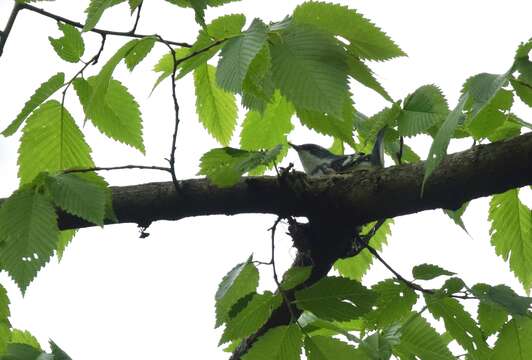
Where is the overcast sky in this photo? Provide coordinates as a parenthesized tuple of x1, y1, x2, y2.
(0, 0, 531, 359)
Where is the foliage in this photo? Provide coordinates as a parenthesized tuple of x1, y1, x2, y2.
(0, 1, 531, 359)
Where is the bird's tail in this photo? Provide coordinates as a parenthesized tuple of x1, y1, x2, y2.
(370, 127, 386, 167)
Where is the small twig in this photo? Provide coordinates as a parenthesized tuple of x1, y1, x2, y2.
(0, 2, 22, 57)
(269, 217, 298, 323)
(18, 3, 191, 47)
(366, 244, 476, 300)
(129, 1, 143, 34)
(156, 35, 182, 194)
(63, 164, 172, 174)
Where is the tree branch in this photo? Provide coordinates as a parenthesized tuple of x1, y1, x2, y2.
(20, 131, 528, 231)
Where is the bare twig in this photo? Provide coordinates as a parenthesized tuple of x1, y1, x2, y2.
(18, 2, 191, 47)
(63, 165, 172, 174)
(0, 2, 22, 57)
(129, 1, 143, 34)
(366, 244, 476, 300)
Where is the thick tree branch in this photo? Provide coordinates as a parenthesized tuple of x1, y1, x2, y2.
(33, 131, 531, 231)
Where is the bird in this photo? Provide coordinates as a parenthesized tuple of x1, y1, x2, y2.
(289, 128, 386, 176)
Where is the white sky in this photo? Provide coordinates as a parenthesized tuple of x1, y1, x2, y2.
(0, 0, 531, 359)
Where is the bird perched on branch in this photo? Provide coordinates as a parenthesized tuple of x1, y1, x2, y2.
(289, 128, 386, 176)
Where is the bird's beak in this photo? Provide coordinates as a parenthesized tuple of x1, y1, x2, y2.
(288, 142, 298, 149)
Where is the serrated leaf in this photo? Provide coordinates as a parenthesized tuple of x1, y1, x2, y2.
(194, 64, 238, 145)
(425, 295, 489, 357)
(270, 23, 348, 117)
(491, 318, 532, 360)
(472, 283, 532, 316)
(304, 336, 363, 360)
(151, 47, 190, 91)
(10, 329, 41, 350)
(56, 230, 76, 261)
(296, 97, 356, 148)
(477, 301, 508, 336)
(1, 343, 45, 360)
(394, 313, 455, 360)
(397, 85, 449, 137)
(48, 22, 85, 63)
(242, 325, 303, 360)
(74, 77, 145, 152)
(443, 202, 469, 233)
(488, 115, 522, 142)
(0, 188, 59, 293)
(189, 0, 208, 26)
(366, 103, 401, 143)
(84, 0, 126, 31)
(128, 0, 142, 12)
(299, 312, 362, 342)
(199, 146, 282, 187)
(347, 57, 392, 102)
(216, 18, 268, 93)
(45, 173, 107, 225)
(335, 219, 393, 281)
(489, 189, 532, 290)
(177, 14, 246, 80)
(294, 277, 376, 322)
(2, 73, 65, 136)
(412, 264, 455, 280)
(467, 89, 513, 139)
(240, 92, 294, 150)
(422, 93, 468, 192)
(18, 101, 94, 185)
(215, 260, 259, 327)
(86, 39, 138, 118)
(365, 279, 418, 329)
(165, 0, 241, 7)
(440, 277, 465, 295)
(50, 340, 72, 360)
(293, 1, 405, 61)
(511, 78, 532, 107)
(220, 291, 282, 344)
(241, 44, 275, 112)
(0, 284, 10, 321)
(280, 266, 312, 291)
(125, 36, 155, 71)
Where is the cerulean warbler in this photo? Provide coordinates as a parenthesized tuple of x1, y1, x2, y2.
(289, 128, 386, 176)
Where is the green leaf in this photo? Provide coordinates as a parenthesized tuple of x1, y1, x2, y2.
(366, 103, 401, 143)
(489, 189, 532, 290)
(394, 313, 454, 360)
(199, 146, 281, 187)
(151, 47, 190, 91)
(128, 0, 142, 12)
(125, 36, 155, 71)
(477, 301, 508, 336)
(472, 283, 532, 316)
(74, 77, 145, 153)
(299, 313, 361, 342)
(491, 318, 532, 360)
(1, 343, 45, 360)
(511, 78, 532, 107)
(194, 64, 238, 145)
(467, 89, 513, 139)
(10, 329, 41, 350)
(242, 325, 303, 360)
(240, 92, 294, 150)
(280, 266, 312, 291)
(18, 101, 94, 185)
(48, 22, 85, 63)
(84, 0, 126, 31)
(293, 1, 405, 61)
(50, 340, 72, 360)
(189, 0, 208, 26)
(216, 18, 268, 93)
(489, 115, 522, 142)
(335, 219, 393, 281)
(0, 188, 59, 293)
(365, 279, 418, 329)
(56, 230, 76, 261)
(0, 284, 10, 320)
(220, 291, 282, 344)
(177, 14, 246, 80)
(440, 277, 466, 295)
(270, 23, 348, 117)
(294, 277, 376, 322)
(304, 336, 363, 360)
(86, 39, 138, 118)
(296, 97, 356, 148)
(215, 260, 259, 327)
(443, 202, 469, 233)
(422, 93, 468, 192)
(2, 72, 65, 136)
(241, 44, 275, 112)
(165, 0, 241, 7)
(44, 173, 107, 226)
(425, 295, 489, 356)
(347, 57, 392, 102)
(397, 85, 449, 137)
(412, 264, 455, 280)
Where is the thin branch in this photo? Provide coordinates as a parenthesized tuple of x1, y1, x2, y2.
(0, 2, 22, 57)
(156, 36, 181, 194)
(63, 165, 172, 174)
(366, 244, 476, 300)
(18, 3, 191, 48)
(129, 1, 143, 34)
